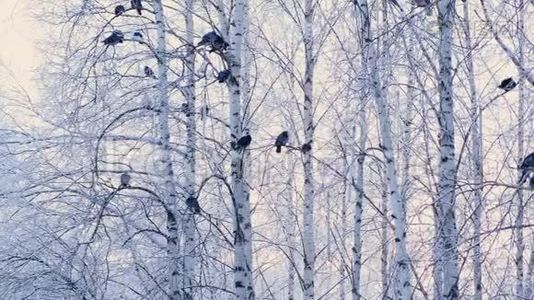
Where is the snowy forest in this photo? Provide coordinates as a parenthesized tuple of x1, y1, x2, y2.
(0, 0, 532, 299)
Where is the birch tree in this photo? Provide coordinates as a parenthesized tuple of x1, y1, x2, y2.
(436, 0, 460, 297)
(182, 0, 197, 297)
(352, 0, 411, 297)
(224, 0, 255, 297)
(299, 0, 317, 297)
(513, 1, 527, 296)
(460, 0, 483, 298)
(152, 2, 183, 297)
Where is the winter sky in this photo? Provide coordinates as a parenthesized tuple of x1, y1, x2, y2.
(0, 0, 44, 98)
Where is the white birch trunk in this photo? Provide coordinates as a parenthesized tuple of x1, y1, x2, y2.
(286, 151, 297, 300)
(182, 0, 197, 298)
(380, 169, 391, 299)
(401, 42, 414, 202)
(302, 0, 316, 298)
(436, 0, 460, 297)
(398, 23, 414, 300)
(514, 2, 526, 296)
(339, 123, 353, 300)
(351, 106, 367, 300)
(527, 239, 534, 298)
(240, 4, 254, 296)
(353, 0, 411, 297)
(227, 0, 254, 298)
(461, 1, 483, 299)
(349, 4, 368, 300)
(339, 182, 346, 300)
(153, 1, 181, 298)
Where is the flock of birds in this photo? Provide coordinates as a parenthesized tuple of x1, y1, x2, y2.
(115, 135, 533, 214)
(99, 1, 531, 213)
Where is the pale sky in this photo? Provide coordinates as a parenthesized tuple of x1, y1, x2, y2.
(0, 0, 45, 98)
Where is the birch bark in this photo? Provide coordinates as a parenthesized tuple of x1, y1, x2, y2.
(226, 0, 254, 298)
(302, 0, 316, 298)
(351, 103, 367, 300)
(352, 0, 411, 297)
(153, 1, 181, 298)
(182, 0, 197, 298)
(514, 1, 526, 296)
(436, 0, 460, 297)
(461, 1, 483, 299)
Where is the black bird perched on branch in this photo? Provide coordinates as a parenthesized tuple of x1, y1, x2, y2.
(131, 0, 142, 15)
(132, 31, 143, 43)
(235, 130, 252, 150)
(518, 152, 534, 185)
(144, 66, 155, 78)
(413, 0, 430, 6)
(186, 197, 201, 214)
(275, 131, 289, 153)
(197, 31, 229, 52)
(498, 77, 517, 92)
(388, 0, 403, 10)
(413, 0, 432, 15)
(120, 172, 131, 188)
(217, 70, 231, 83)
(301, 141, 312, 153)
(103, 30, 124, 46)
(114, 5, 126, 16)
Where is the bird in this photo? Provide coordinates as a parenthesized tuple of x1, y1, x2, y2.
(132, 31, 143, 43)
(114, 5, 126, 16)
(120, 172, 131, 188)
(144, 66, 155, 78)
(518, 152, 534, 185)
(235, 131, 252, 150)
(217, 70, 231, 83)
(413, 0, 432, 15)
(413, 0, 429, 6)
(275, 131, 289, 153)
(131, 0, 142, 15)
(197, 31, 229, 52)
(301, 141, 312, 153)
(181, 103, 190, 114)
(186, 197, 201, 214)
(498, 77, 517, 92)
(103, 30, 124, 46)
(181, 103, 192, 117)
(388, 0, 404, 11)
